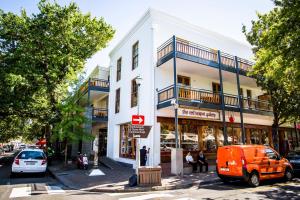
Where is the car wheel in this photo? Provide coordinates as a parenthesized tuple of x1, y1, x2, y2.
(248, 172, 259, 187)
(284, 168, 293, 181)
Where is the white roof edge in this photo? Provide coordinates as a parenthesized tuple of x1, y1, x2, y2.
(151, 9, 251, 49)
(109, 8, 153, 57)
(109, 8, 252, 58)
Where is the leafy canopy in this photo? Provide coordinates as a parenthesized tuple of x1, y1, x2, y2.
(243, 0, 300, 124)
(0, 0, 115, 141)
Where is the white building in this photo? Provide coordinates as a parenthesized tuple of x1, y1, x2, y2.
(107, 9, 300, 171)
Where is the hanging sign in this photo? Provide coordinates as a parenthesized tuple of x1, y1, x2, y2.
(178, 108, 220, 120)
(128, 125, 152, 138)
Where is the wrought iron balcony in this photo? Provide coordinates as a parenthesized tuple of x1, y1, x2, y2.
(157, 37, 254, 74)
(92, 108, 108, 122)
(157, 85, 272, 114)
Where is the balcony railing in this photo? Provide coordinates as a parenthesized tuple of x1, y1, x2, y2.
(157, 37, 254, 72)
(92, 108, 108, 120)
(158, 85, 272, 112)
(79, 78, 109, 94)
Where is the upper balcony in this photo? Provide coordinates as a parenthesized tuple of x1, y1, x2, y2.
(157, 85, 272, 116)
(79, 78, 110, 95)
(92, 107, 108, 122)
(157, 37, 254, 76)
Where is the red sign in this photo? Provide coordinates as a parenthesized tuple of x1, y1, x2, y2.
(132, 115, 144, 125)
(296, 124, 300, 130)
(229, 116, 235, 123)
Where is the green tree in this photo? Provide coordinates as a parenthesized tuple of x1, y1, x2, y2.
(243, 0, 300, 150)
(0, 0, 114, 141)
(52, 95, 94, 165)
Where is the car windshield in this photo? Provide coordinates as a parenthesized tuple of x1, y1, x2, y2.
(17, 151, 45, 160)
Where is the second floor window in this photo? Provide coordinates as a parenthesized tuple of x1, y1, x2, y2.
(132, 41, 139, 70)
(117, 57, 122, 81)
(115, 88, 120, 113)
(131, 79, 138, 107)
(212, 82, 221, 93)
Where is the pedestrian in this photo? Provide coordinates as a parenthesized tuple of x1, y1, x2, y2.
(198, 151, 208, 172)
(185, 152, 198, 172)
(140, 146, 148, 166)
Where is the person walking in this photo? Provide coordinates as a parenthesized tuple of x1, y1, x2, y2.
(140, 146, 148, 166)
(198, 151, 208, 172)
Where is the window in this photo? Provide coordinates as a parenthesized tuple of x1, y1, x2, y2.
(120, 123, 136, 159)
(115, 88, 120, 113)
(177, 75, 190, 86)
(131, 79, 138, 107)
(212, 82, 221, 93)
(132, 41, 139, 70)
(240, 88, 244, 96)
(266, 148, 278, 160)
(246, 89, 252, 98)
(116, 57, 122, 81)
(178, 75, 191, 99)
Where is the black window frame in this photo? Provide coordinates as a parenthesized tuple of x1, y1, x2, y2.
(115, 88, 120, 113)
(116, 57, 122, 81)
(132, 41, 139, 70)
(131, 79, 138, 107)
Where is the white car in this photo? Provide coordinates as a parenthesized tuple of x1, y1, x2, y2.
(11, 148, 47, 176)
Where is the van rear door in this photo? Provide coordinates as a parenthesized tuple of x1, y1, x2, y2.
(217, 146, 243, 177)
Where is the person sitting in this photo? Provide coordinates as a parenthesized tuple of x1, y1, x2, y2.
(185, 152, 198, 172)
(198, 151, 208, 172)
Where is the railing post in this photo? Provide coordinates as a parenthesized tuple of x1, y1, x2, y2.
(235, 56, 245, 144)
(217, 50, 228, 145)
(172, 35, 179, 149)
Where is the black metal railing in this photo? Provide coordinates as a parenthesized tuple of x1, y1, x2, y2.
(158, 85, 272, 112)
(92, 108, 108, 119)
(157, 37, 255, 71)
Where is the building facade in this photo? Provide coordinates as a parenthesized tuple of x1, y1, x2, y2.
(73, 66, 109, 162)
(107, 9, 300, 169)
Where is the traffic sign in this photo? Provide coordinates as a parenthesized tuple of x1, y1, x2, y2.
(128, 125, 152, 138)
(132, 115, 144, 125)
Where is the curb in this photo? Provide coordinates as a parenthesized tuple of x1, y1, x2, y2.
(49, 167, 220, 193)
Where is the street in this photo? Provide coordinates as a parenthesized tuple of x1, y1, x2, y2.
(1, 153, 300, 200)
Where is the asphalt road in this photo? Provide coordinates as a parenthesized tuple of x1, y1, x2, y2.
(0, 153, 300, 200)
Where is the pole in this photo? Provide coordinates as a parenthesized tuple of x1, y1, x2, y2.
(172, 35, 179, 149)
(234, 56, 245, 144)
(217, 50, 228, 145)
(136, 81, 141, 176)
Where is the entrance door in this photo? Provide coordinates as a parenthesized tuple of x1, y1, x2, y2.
(98, 128, 107, 156)
(177, 75, 191, 99)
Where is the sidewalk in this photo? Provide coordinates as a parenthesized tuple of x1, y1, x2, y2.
(48, 160, 220, 193)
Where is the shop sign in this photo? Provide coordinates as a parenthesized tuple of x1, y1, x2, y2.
(128, 125, 152, 138)
(178, 108, 220, 120)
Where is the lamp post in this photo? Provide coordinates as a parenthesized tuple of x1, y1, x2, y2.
(135, 76, 142, 175)
(171, 98, 179, 148)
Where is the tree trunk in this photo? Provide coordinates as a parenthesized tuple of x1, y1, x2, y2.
(64, 139, 68, 166)
(272, 112, 279, 152)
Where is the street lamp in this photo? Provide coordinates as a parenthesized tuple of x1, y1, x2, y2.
(135, 76, 142, 175)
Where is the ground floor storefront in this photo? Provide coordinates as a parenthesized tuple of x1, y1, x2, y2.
(158, 117, 300, 163)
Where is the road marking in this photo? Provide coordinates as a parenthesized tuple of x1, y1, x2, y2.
(119, 193, 174, 200)
(175, 198, 197, 200)
(45, 185, 65, 195)
(9, 187, 31, 198)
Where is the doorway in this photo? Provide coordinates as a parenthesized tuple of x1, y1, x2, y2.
(98, 128, 107, 156)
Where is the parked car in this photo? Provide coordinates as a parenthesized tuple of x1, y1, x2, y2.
(11, 148, 47, 176)
(216, 145, 293, 187)
(3, 145, 10, 152)
(286, 151, 300, 174)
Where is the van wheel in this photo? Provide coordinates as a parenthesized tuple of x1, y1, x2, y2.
(248, 172, 259, 187)
(284, 168, 293, 181)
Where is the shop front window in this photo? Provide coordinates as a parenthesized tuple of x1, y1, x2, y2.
(261, 130, 269, 145)
(120, 124, 135, 159)
(181, 124, 198, 151)
(161, 123, 176, 149)
(202, 126, 217, 152)
(227, 127, 242, 145)
(250, 129, 260, 144)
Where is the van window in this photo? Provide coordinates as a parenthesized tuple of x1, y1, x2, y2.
(265, 148, 278, 160)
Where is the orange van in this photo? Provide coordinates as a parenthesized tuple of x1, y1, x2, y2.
(216, 145, 293, 187)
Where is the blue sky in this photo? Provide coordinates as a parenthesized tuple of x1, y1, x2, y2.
(0, 0, 274, 76)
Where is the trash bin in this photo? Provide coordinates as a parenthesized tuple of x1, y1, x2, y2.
(138, 166, 161, 186)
